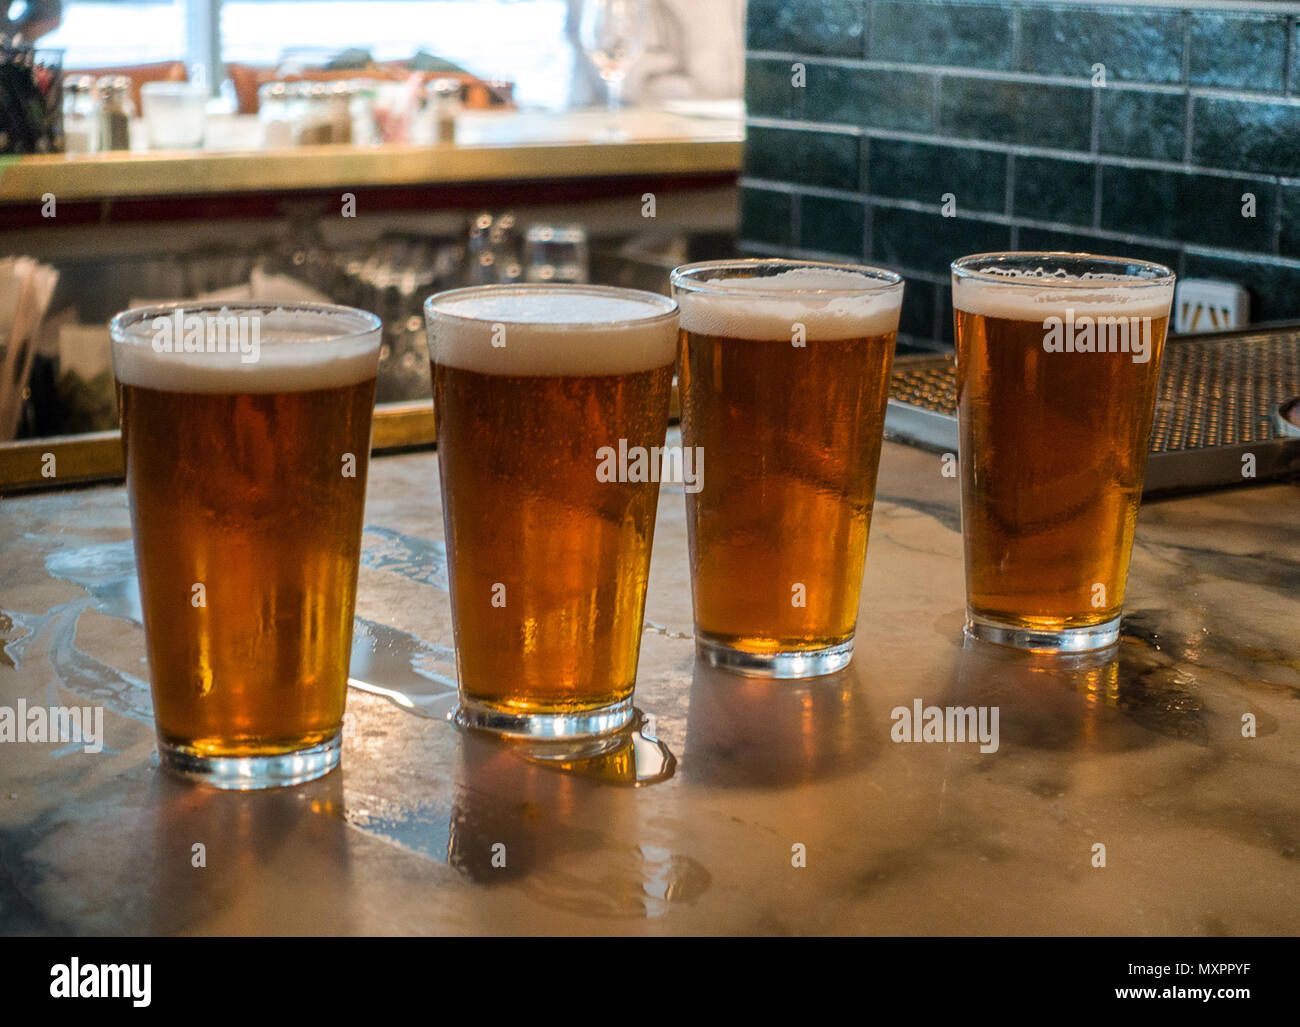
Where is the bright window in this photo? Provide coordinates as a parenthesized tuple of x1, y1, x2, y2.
(38, 0, 575, 108)
(221, 0, 572, 108)
(39, 0, 189, 68)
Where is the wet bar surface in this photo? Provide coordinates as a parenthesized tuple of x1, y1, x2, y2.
(1, 437, 1297, 934)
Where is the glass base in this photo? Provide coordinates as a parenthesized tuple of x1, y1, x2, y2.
(454, 694, 634, 740)
(964, 613, 1121, 653)
(156, 731, 341, 790)
(695, 635, 854, 679)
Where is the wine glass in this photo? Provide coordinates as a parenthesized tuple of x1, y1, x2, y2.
(579, 0, 649, 139)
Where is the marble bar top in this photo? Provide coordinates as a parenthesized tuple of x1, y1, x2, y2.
(0, 438, 1296, 935)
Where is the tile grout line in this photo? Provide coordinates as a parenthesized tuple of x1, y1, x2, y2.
(745, 116, 1300, 183)
(1090, 82, 1103, 230)
(862, 135, 874, 259)
(748, 49, 1300, 103)
(790, 187, 801, 252)
(1010, 5, 1022, 72)
(1273, 179, 1285, 254)
(742, 179, 1300, 270)
(1094, 163, 1104, 232)
(1286, 13, 1296, 96)
(1182, 12, 1196, 166)
(1004, 152, 1016, 222)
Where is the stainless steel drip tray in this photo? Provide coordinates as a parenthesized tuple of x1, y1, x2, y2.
(885, 326, 1300, 495)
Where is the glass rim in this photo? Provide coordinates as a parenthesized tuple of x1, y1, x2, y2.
(109, 300, 383, 346)
(951, 251, 1176, 288)
(424, 283, 679, 328)
(670, 258, 903, 299)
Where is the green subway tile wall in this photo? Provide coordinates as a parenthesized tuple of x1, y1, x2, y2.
(742, 0, 1300, 352)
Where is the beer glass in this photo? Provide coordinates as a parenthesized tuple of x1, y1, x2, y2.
(671, 259, 904, 678)
(425, 284, 677, 738)
(951, 252, 1175, 652)
(110, 301, 382, 788)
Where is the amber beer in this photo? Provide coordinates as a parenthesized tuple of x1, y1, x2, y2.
(110, 302, 382, 787)
(671, 260, 904, 677)
(952, 253, 1175, 651)
(426, 285, 677, 738)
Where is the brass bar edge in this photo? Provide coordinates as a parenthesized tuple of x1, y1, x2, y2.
(0, 139, 744, 203)
(2, 385, 684, 495)
(0, 400, 438, 495)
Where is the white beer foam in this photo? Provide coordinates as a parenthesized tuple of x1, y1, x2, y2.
(954, 271, 1175, 321)
(428, 287, 678, 376)
(676, 268, 903, 340)
(112, 307, 381, 393)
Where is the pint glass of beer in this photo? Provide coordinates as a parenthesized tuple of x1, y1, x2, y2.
(425, 285, 677, 738)
(671, 259, 904, 677)
(110, 301, 382, 788)
(951, 253, 1175, 652)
